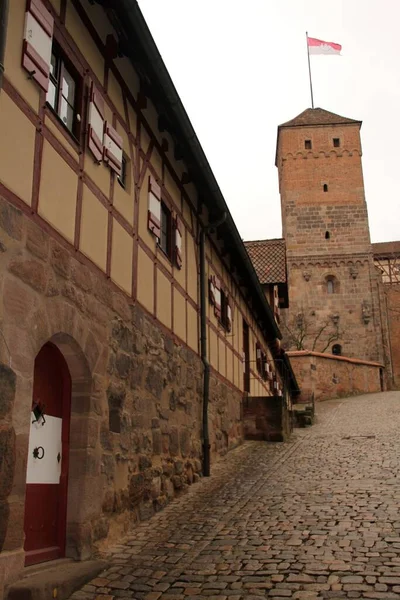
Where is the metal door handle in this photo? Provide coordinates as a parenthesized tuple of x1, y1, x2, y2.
(33, 446, 45, 459)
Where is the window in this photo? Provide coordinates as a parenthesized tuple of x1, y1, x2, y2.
(333, 138, 340, 147)
(332, 344, 342, 356)
(46, 45, 80, 136)
(159, 202, 172, 258)
(221, 290, 229, 330)
(305, 140, 312, 150)
(323, 184, 328, 192)
(117, 156, 128, 189)
(327, 279, 334, 294)
(325, 231, 330, 240)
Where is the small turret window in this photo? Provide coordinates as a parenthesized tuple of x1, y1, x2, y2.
(333, 138, 340, 147)
(332, 344, 342, 356)
(323, 184, 328, 192)
(305, 140, 312, 150)
(325, 231, 330, 240)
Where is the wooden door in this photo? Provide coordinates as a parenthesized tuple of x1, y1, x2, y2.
(24, 343, 71, 566)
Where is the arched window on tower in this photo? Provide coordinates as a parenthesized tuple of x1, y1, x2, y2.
(332, 344, 342, 356)
(326, 275, 338, 294)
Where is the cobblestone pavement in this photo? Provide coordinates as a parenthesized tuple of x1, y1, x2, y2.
(70, 391, 400, 600)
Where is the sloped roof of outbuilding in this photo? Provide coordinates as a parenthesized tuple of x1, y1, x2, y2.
(372, 241, 400, 257)
(278, 107, 361, 128)
(244, 239, 287, 284)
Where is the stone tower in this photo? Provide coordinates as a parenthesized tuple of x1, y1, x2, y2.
(276, 107, 383, 362)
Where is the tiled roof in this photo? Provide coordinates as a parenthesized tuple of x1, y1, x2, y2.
(372, 241, 400, 256)
(278, 108, 361, 128)
(244, 238, 287, 284)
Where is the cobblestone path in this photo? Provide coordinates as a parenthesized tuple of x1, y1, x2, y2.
(71, 391, 400, 600)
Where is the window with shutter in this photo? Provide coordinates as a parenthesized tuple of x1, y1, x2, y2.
(214, 277, 221, 319)
(103, 122, 123, 176)
(261, 351, 267, 381)
(46, 44, 81, 137)
(88, 82, 105, 163)
(209, 276, 216, 306)
(256, 343, 262, 374)
(174, 215, 183, 269)
(226, 297, 232, 332)
(148, 176, 161, 239)
(159, 202, 172, 258)
(22, 0, 54, 92)
(273, 286, 281, 322)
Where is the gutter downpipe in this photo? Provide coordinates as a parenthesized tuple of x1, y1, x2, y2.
(0, 0, 9, 92)
(200, 212, 226, 477)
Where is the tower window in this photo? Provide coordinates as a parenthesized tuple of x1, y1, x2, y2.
(332, 344, 342, 356)
(305, 140, 312, 150)
(333, 138, 340, 147)
(323, 184, 328, 192)
(325, 231, 330, 240)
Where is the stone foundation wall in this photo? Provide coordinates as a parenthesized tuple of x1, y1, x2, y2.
(243, 396, 290, 442)
(0, 198, 244, 587)
(287, 351, 383, 402)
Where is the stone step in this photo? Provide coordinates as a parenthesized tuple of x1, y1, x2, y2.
(6, 558, 108, 600)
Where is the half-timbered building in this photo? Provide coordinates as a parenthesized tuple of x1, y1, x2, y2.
(0, 0, 299, 591)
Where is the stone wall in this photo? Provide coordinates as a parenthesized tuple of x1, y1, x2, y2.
(384, 285, 400, 388)
(0, 197, 244, 586)
(281, 257, 384, 363)
(243, 395, 290, 442)
(287, 351, 383, 403)
(0, 364, 16, 597)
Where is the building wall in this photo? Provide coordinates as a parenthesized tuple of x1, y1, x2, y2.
(382, 284, 400, 388)
(0, 0, 285, 589)
(1, 0, 278, 399)
(277, 123, 384, 363)
(287, 351, 383, 402)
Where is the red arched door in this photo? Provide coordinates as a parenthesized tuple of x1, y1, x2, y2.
(24, 343, 71, 566)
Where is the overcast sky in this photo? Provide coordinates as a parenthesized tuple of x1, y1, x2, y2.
(138, 0, 400, 244)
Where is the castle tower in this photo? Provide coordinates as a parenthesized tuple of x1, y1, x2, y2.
(276, 108, 383, 362)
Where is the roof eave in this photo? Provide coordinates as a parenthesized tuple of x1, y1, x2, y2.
(115, 0, 281, 340)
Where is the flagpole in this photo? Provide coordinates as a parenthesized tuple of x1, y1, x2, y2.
(306, 31, 314, 109)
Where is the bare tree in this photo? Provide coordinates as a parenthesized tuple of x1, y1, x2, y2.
(282, 310, 343, 353)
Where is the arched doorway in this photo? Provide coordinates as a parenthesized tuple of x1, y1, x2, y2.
(24, 343, 71, 566)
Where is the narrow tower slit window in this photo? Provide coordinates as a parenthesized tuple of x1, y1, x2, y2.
(333, 138, 340, 147)
(323, 184, 328, 192)
(305, 140, 312, 150)
(325, 231, 330, 240)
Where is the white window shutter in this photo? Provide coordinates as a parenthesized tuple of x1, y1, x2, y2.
(214, 277, 221, 319)
(209, 276, 216, 306)
(174, 215, 183, 269)
(103, 122, 123, 176)
(148, 176, 161, 239)
(273, 285, 281, 322)
(88, 82, 105, 163)
(22, 0, 54, 92)
(226, 297, 232, 332)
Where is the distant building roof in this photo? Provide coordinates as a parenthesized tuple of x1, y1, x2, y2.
(372, 241, 400, 257)
(278, 107, 361, 129)
(244, 238, 287, 285)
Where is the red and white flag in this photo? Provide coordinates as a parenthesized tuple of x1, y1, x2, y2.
(308, 37, 342, 56)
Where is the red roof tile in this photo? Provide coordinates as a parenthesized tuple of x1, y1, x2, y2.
(372, 241, 400, 256)
(244, 238, 287, 284)
(278, 107, 361, 128)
